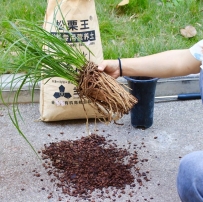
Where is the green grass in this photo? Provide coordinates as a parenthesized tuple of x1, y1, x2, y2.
(1, 0, 203, 73)
(97, 0, 203, 58)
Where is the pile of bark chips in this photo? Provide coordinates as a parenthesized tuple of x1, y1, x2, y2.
(37, 133, 153, 201)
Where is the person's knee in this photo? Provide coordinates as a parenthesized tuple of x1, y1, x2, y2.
(177, 151, 203, 202)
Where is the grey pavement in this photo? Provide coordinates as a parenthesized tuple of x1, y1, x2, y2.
(0, 99, 203, 202)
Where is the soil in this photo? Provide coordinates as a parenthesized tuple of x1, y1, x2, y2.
(34, 133, 153, 201)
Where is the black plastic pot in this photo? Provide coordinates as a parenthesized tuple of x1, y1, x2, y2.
(124, 76, 159, 129)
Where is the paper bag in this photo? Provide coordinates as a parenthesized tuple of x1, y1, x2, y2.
(40, 0, 104, 121)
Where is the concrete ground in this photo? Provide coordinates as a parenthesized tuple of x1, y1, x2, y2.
(0, 99, 203, 202)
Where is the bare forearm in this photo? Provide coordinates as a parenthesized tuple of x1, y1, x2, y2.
(121, 49, 201, 78)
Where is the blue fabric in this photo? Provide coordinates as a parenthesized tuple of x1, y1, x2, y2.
(177, 151, 203, 202)
(200, 69, 203, 103)
(189, 40, 203, 62)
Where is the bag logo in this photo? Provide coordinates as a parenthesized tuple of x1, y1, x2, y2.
(53, 85, 72, 99)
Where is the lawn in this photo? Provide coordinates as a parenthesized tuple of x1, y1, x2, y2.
(0, 0, 203, 73)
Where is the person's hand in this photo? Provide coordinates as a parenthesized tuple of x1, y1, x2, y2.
(97, 59, 120, 79)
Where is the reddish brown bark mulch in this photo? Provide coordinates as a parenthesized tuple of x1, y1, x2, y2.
(38, 133, 151, 200)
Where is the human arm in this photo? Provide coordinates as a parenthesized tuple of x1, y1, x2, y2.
(98, 49, 201, 79)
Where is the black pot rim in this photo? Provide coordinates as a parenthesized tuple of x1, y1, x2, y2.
(124, 76, 159, 83)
